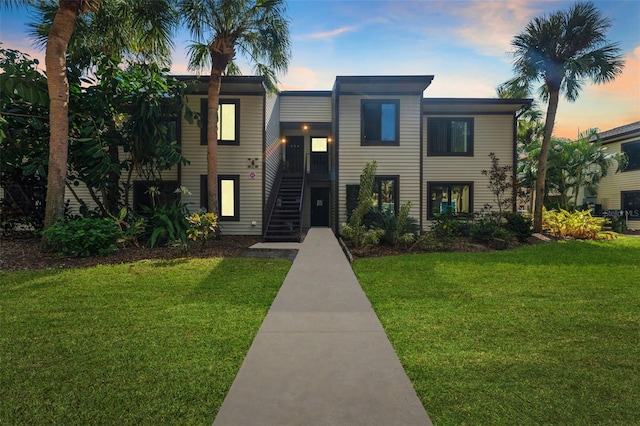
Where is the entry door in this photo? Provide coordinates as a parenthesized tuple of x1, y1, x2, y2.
(310, 187, 330, 227)
(285, 136, 304, 174)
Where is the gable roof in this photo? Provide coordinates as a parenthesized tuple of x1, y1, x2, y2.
(592, 121, 640, 144)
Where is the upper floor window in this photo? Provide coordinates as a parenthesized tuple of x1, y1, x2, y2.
(200, 98, 240, 145)
(622, 140, 640, 171)
(428, 117, 474, 156)
(361, 99, 399, 145)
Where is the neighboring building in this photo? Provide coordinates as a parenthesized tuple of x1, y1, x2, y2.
(64, 74, 532, 240)
(587, 121, 640, 230)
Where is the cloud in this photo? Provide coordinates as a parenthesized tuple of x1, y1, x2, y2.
(304, 26, 357, 40)
(451, 1, 543, 56)
(278, 66, 333, 91)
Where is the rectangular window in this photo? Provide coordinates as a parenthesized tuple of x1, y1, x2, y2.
(311, 137, 328, 152)
(200, 174, 240, 221)
(427, 182, 473, 219)
(622, 191, 640, 219)
(622, 140, 640, 171)
(361, 99, 399, 145)
(200, 98, 240, 145)
(427, 118, 474, 156)
(373, 176, 399, 214)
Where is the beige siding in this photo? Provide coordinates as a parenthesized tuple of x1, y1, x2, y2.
(264, 94, 282, 202)
(280, 96, 332, 122)
(181, 94, 264, 235)
(337, 95, 422, 226)
(595, 140, 640, 230)
(423, 114, 515, 227)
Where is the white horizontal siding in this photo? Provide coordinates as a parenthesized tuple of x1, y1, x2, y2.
(181, 94, 264, 235)
(337, 95, 422, 226)
(423, 114, 515, 228)
(280, 96, 332, 122)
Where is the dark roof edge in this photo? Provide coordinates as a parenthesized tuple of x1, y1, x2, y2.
(280, 90, 332, 97)
(594, 121, 640, 143)
(172, 75, 265, 84)
(424, 98, 534, 105)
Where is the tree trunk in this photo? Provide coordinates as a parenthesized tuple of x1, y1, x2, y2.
(207, 65, 222, 215)
(43, 1, 80, 231)
(533, 89, 560, 232)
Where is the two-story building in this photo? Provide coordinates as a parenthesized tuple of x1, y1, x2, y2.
(70, 74, 534, 240)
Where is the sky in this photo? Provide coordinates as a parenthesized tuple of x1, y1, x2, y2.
(1, 0, 639, 139)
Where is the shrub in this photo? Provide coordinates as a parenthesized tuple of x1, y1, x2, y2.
(503, 212, 533, 242)
(42, 217, 122, 257)
(368, 201, 419, 247)
(430, 211, 471, 239)
(187, 211, 219, 250)
(110, 207, 145, 247)
(543, 208, 615, 240)
(140, 201, 190, 247)
(341, 161, 377, 248)
(470, 217, 513, 247)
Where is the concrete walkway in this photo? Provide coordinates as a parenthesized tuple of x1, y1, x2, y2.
(213, 228, 432, 426)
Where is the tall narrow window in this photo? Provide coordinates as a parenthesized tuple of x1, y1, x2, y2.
(427, 182, 473, 219)
(361, 99, 399, 145)
(373, 176, 399, 214)
(622, 140, 640, 171)
(200, 99, 240, 145)
(427, 118, 474, 156)
(200, 174, 240, 221)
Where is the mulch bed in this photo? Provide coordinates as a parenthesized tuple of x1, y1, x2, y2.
(0, 233, 261, 272)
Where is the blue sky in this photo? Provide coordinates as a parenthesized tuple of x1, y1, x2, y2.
(1, 0, 638, 139)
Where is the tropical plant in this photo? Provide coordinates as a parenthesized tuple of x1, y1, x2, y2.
(503, 212, 533, 242)
(481, 152, 515, 219)
(368, 201, 419, 247)
(179, 0, 291, 215)
(340, 161, 383, 248)
(2, 0, 179, 232)
(187, 211, 220, 250)
(544, 130, 627, 211)
(501, 1, 625, 232)
(542, 208, 615, 240)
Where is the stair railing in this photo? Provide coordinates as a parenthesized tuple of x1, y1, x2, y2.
(298, 155, 308, 241)
(263, 160, 284, 239)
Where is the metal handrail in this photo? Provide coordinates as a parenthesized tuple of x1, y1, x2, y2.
(263, 160, 284, 239)
(298, 155, 308, 241)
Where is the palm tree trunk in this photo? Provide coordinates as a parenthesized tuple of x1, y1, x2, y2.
(533, 90, 560, 232)
(43, 1, 80, 231)
(207, 65, 222, 215)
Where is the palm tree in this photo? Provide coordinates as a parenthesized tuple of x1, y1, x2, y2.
(179, 0, 290, 215)
(3, 0, 178, 230)
(501, 1, 625, 232)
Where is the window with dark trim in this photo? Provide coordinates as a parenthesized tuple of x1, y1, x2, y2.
(622, 191, 640, 220)
(427, 182, 473, 219)
(200, 174, 240, 221)
(200, 98, 240, 145)
(427, 118, 474, 156)
(622, 140, 640, 171)
(373, 176, 399, 214)
(361, 99, 399, 145)
(133, 180, 179, 213)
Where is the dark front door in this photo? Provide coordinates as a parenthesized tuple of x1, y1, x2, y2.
(310, 187, 330, 227)
(285, 136, 304, 174)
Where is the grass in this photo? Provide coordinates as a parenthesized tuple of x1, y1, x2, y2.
(354, 237, 640, 425)
(0, 257, 290, 425)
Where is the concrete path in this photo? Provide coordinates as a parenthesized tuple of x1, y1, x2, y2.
(213, 228, 432, 426)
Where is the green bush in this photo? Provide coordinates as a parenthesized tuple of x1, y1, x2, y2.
(470, 217, 513, 247)
(430, 211, 472, 240)
(42, 217, 122, 257)
(140, 201, 190, 248)
(340, 161, 377, 248)
(367, 201, 419, 247)
(504, 212, 533, 242)
(187, 211, 219, 250)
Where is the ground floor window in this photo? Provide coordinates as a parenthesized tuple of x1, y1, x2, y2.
(621, 190, 640, 219)
(427, 182, 473, 219)
(373, 176, 399, 214)
(200, 175, 240, 221)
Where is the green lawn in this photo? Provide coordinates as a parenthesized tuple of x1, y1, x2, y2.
(354, 237, 640, 425)
(0, 257, 290, 425)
